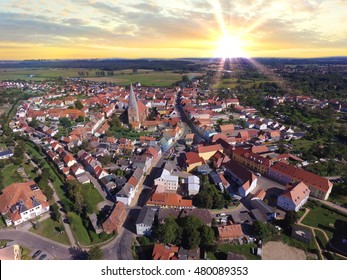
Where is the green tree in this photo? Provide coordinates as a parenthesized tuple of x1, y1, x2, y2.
(283, 211, 299, 230)
(88, 245, 104, 260)
(74, 100, 83, 110)
(50, 203, 61, 222)
(253, 221, 276, 242)
(157, 215, 181, 244)
(199, 225, 215, 248)
(59, 117, 72, 128)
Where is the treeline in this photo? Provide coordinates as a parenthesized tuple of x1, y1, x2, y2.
(0, 59, 203, 72)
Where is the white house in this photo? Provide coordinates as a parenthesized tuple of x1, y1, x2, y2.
(154, 169, 179, 192)
(135, 206, 156, 236)
(277, 182, 310, 212)
(116, 183, 135, 206)
(0, 181, 50, 226)
(0, 150, 14, 160)
(187, 175, 200, 196)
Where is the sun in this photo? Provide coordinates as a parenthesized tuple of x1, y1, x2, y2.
(215, 34, 247, 58)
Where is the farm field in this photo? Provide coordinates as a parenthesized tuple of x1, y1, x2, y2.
(0, 68, 203, 87)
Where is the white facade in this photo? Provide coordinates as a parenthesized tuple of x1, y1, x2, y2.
(238, 179, 257, 197)
(187, 176, 200, 196)
(7, 204, 50, 226)
(277, 194, 309, 212)
(154, 169, 179, 192)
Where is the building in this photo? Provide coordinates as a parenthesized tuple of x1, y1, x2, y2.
(223, 160, 257, 197)
(232, 147, 271, 175)
(0, 150, 14, 160)
(0, 242, 21, 260)
(116, 183, 135, 206)
(102, 201, 127, 234)
(0, 181, 50, 226)
(291, 225, 313, 243)
(146, 191, 193, 209)
(154, 169, 179, 192)
(135, 206, 157, 236)
(217, 223, 244, 241)
(268, 162, 333, 200)
(198, 144, 223, 161)
(127, 84, 148, 127)
(277, 182, 310, 212)
(152, 243, 179, 260)
(187, 175, 200, 196)
(250, 198, 277, 221)
(185, 152, 205, 172)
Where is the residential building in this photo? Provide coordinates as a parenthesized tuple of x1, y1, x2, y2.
(102, 201, 127, 234)
(268, 162, 333, 200)
(135, 206, 157, 236)
(217, 223, 244, 241)
(0, 150, 14, 160)
(152, 244, 179, 260)
(154, 169, 179, 192)
(198, 144, 223, 160)
(0, 242, 21, 260)
(223, 160, 258, 197)
(0, 181, 50, 226)
(232, 147, 271, 175)
(185, 152, 205, 172)
(277, 182, 310, 212)
(187, 175, 200, 196)
(146, 191, 193, 209)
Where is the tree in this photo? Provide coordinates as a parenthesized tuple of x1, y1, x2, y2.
(76, 116, 84, 123)
(199, 225, 215, 248)
(156, 215, 181, 244)
(87, 245, 104, 260)
(253, 221, 276, 242)
(59, 117, 72, 128)
(74, 100, 83, 110)
(51, 203, 61, 222)
(283, 211, 299, 230)
(193, 191, 213, 209)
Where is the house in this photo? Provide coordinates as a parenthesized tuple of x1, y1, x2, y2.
(102, 201, 127, 234)
(0, 150, 14, 160)
(187, 175, 200, 196)
(63, 154, 77, 167)
(0, 242, 21, 260)
(198, 144, 223, 160)
(217, 223, 244, 241)
(185, 152, 205, 172)
(209, 172, 223, 191)
(177, 247, 201, 260)
(116, 183, 135, 206)
(70, 163, 85, 177)
(154, 168, 179, 193)
(179, 208, 213, 226)
(211, 150, 230, 169)
(223, 160, 257, 197)
(152, 243, 179, 260)
(0, 181, 50, 226)
(232, 147, 271, 175)
(159, 133, 173, 152)
(184, 133, 195, 145)
(146, 191, 193, 209)
(250, 198, 277, 221)
(135, 206, 157, 236)
(268, 162, 333, 200)
(219, 124, 234, 134)
(277, 182, 310, 212)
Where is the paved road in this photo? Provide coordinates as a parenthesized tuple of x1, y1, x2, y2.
(176, 91, 209, 143)
(0, 229, 74, 260)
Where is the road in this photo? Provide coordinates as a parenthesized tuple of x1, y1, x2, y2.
(176, 91, 209, 143)
(102, 91, 189, 260)
(0, 229, 75, 260)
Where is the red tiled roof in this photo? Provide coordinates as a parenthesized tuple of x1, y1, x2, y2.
(218, 224, 244, 239)
(152, 244, 179, 260)
(147, 192, 192, 208)
(198, 144, 223, 154)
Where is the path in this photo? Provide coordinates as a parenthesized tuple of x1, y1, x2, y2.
(23, 152, 76, 247)
(310, 197, 347, 215)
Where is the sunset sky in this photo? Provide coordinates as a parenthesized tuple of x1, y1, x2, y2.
(0, 0, 346, 60)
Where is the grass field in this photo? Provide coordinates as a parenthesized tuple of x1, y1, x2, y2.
(302, 206, 347, 239)
(0, 218, 6, 228)
(82, 183, 103, 214)
(29, 217, 70, 246)
(213, 78, 268, 89)
(207, 243, 260, 260)
(0, 68, 202, 87)
(1, 164, 24, 188)
(67, 212, 91, 246)
(291, 139, 319, 151)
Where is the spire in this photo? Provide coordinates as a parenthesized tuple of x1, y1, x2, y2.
(128, 84, 139, 123)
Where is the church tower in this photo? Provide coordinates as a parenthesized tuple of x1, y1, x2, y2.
(127, 84, 140, 124)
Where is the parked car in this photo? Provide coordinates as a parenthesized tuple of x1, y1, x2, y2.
(32, 250, 42, 258)
(39, 254, 47, 260)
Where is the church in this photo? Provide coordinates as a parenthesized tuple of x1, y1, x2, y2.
(127, 84, 148, 129)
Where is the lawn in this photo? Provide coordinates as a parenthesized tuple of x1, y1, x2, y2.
(314, 229, 328, 250)
(291, 139, 319, 151)
(1, 164, 24, 188)
(207, 243, 260, 260)
(67, 212, 91, 246)
(302, 205, 347, 239)
(29, 217, 70, 246)
(82, 183, 103, 214)
(0, 218, 6, 228)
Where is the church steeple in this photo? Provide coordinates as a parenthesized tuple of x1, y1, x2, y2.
(128, 84, 140, 124)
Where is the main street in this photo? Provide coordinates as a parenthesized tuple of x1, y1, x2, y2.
(102, 91, 189, 260)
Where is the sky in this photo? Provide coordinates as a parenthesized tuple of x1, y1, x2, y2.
(0, 0, 346, 60)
